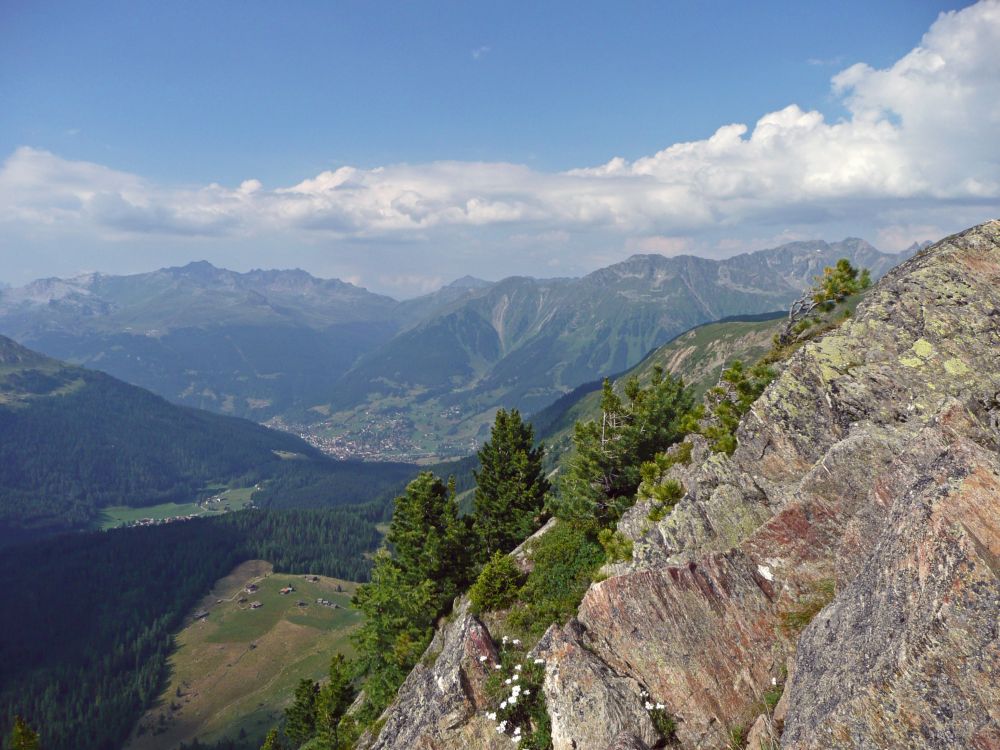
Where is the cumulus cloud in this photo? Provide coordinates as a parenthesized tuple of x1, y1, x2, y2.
(1, 1, 998, 277)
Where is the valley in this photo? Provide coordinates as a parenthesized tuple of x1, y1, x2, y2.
(98, 487, 257, 530)
(126, 561, 360, 750)
(0, 241, 910, 463)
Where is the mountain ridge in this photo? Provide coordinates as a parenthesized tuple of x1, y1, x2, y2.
(315, 238, 910, 459)
(0, 238, 912, 458)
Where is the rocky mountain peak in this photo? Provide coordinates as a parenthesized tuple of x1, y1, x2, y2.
(445, 275, 493, 290)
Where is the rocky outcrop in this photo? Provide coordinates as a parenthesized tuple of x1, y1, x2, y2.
(573, 220, 1000, 748)
(534, 621, 660, 749)
(780, 410, 1000, 749)
(362, 598, 510, 750)
(365, 221, 1000, 750)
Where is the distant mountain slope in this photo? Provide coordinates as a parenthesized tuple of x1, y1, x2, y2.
(0, 261, 401, 419)
(314, 239, 909, 459)
(529, 310, 788, 470)
(0, 336, 415, 543)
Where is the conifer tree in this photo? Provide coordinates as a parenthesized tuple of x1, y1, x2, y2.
(385, 471, 473, 606)
(10, 717, 40, 750)
(473, 408, 549, 560)
(556, 369, 693, 524)
(351, 472, 473, 722)
(284, 679, 319, 746)
(315, 653, 355, 748)
(260, 727, 284, 750)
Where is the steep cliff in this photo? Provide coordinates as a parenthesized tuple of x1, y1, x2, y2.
(364, 221, 1000, 750)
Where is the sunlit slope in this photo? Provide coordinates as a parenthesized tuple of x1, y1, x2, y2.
(126, 560, 361, 750)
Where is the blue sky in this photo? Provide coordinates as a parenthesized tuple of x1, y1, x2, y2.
(1, 1, 997, 296)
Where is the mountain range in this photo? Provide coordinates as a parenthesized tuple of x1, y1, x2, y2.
(0, 238, 911, 460)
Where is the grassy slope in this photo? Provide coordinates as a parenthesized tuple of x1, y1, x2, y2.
(99, 487, 257, 530)
(535, 313, 786, 470)
(125, 561, 361, 750)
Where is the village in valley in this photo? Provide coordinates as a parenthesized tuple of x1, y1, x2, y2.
(99, 485, 259, 530)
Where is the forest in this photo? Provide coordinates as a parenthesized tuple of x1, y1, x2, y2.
(0, 362, 416, 542)
(0, 505, 387, 750)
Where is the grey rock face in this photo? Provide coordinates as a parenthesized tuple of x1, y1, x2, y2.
(363, 598, 509, 750)
(780, 413, 1000, 749)
(534, 622, 660, 750)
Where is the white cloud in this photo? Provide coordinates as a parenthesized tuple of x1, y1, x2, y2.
(471, 45, 491, 60)
(1, 1, 998, 283)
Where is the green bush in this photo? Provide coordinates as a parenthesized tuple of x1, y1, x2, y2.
(507, 521, 605, 639)
(597, 528, 633, 563)
(469, 551, 524, 614)
(483, 642, 551, 749)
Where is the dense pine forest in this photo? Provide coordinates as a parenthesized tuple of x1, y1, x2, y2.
(0, 505, 387, 750)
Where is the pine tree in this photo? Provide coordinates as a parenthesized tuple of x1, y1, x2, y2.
(284, 678, 319, 746)
(260, 727, 284, 750)
(315, 653, 355, 747)
(10, 717, 40, 750)
(778, 258, 871, 345)
(385, 471, 473, 607)
(556, 369, 693, 524)
(350, 472, 475, 723)
(473, 408, 549, 561)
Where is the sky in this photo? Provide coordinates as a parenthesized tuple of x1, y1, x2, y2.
(1, 0, 998, 297)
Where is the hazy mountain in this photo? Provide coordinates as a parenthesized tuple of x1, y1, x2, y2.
(0, 335, 415, 544)
(315, 239, 910, 458)
(0, 261, 401, 419)
(0, 241, 910, 460)
(390, 275, 496, 331)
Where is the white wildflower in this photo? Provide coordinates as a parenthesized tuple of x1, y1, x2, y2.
(656, 703, 665, 710)
(512, 674, 519, 682)
(505, 678, 512, 685)
(771, 677, 777, 686)
(494, 664, 502, 670)
(523, 689, 530, 696)
(514, 664, 522, 671)
(508, 695, 517, 705)
(645, 701, 654, 710)
(533, 658, 544, 665)
(512, 639, 521, 645)
(500, 700, 507, 709)
(486, 711, 497, 720)
(502, 636, 509, 643)
(479, 655, 487, 663)
(513, 726, 522, 735)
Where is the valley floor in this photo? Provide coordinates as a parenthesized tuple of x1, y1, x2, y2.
(124, 560, 361, 750)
